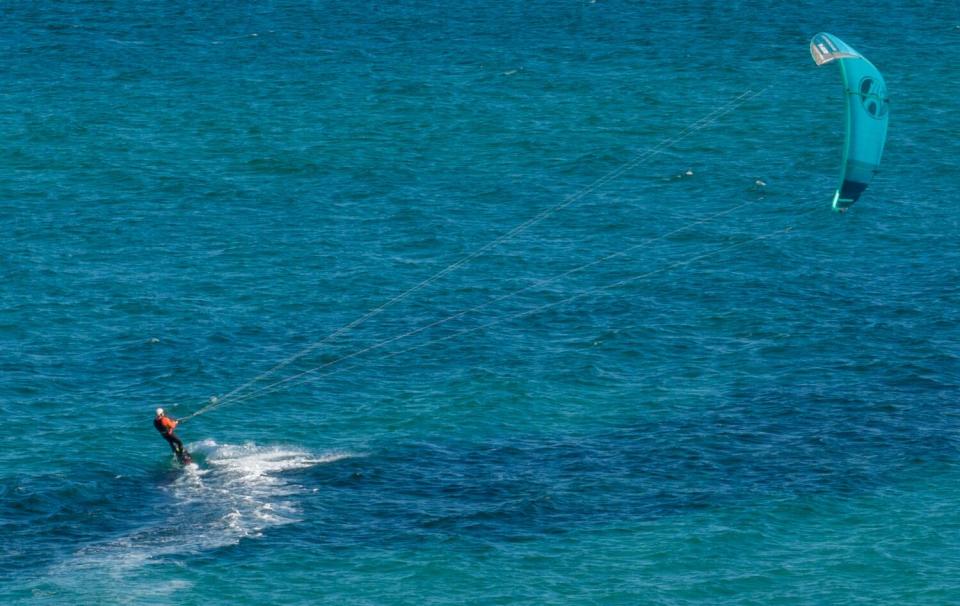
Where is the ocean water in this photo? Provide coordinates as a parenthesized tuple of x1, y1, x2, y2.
(2, 1, 959, 603)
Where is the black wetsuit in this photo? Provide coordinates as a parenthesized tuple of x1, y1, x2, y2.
(164, 432, 185, 454)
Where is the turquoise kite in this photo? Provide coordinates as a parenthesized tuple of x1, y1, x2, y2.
(810, 33, 889, 211)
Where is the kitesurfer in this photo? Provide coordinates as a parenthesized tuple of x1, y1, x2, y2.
(154, 408, 188, 462)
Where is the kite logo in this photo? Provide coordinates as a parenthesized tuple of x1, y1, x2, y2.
(859, 77, 889, 119)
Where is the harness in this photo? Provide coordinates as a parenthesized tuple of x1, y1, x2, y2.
(154, 416, 174, 435)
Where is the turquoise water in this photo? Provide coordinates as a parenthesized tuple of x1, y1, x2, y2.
(3, 1, 960, 604)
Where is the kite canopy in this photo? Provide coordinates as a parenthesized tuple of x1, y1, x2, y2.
(810, 33, 889, 211)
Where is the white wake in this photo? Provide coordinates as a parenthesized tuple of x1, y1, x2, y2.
(26, 441, 352, 602)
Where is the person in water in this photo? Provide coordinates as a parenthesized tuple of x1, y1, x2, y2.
(154, 408, 186, 459)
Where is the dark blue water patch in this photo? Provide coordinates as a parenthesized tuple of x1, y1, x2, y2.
(282, 394, 960, 550)
(0, 464, 184, 584)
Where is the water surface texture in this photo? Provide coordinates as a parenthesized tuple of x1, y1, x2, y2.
(2, 1, 959, 604)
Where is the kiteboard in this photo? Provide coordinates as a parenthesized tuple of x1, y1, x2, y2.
(176, 448, 193, 465)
